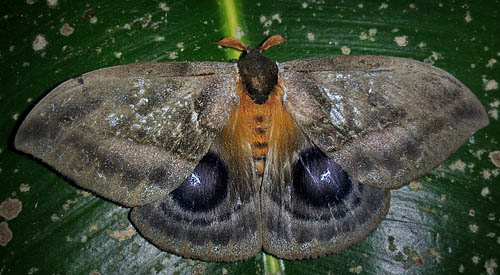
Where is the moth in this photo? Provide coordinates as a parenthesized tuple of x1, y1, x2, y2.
(15, 35, 489, 261)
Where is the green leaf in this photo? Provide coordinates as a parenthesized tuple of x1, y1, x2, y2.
(218, 0, 244, 59)
(1, 0, 498, 274)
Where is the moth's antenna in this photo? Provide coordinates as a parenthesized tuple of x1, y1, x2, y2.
(259, 35, 287, 51)
(216, 37, 248, 51)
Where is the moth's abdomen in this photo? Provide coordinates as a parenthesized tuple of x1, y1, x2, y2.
(222, 81, 296, 184)
(248, 106, 272, 177)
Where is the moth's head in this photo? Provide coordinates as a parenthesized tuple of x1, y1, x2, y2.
(217, 35, 287, 104)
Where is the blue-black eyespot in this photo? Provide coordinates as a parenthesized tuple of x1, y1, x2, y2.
(170, 152, 228, 212)
(292, 147, 352, 208)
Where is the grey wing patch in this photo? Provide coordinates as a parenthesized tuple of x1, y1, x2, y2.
(15, 62, 238, 206)
(281, 56, 489, 189)
(130, 139, 261, 261)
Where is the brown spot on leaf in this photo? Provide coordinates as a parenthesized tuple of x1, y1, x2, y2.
(109, 228, 136, 241)
(0, 221, 13, 246)
(489, 151, 500, 167)
(59, 23, 74, 36)
(0, 198, 22, 220)
(408, 181, 423, 191)
(394, 35, 408, 47)
(32, 34, 48, 51)
(449, 160, 467, 171)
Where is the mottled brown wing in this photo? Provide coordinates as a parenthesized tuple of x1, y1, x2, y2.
(281, 56, 489, 189)
(15, 62, 238, 207)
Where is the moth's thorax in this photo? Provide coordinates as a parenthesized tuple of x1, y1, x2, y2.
(222, 80, 297, 184)
(237, 48, 279, 105)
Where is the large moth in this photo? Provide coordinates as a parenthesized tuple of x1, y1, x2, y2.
(15, 35, 489, 261)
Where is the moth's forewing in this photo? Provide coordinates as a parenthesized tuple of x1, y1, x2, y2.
(15, 62, 238, 207)
(282, 56, 489, 189)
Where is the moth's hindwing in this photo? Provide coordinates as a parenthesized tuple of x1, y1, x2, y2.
(130, 87, 263, 261)
(130, 146, 261, 261)
(262, 146, 390, 259)
(258, 86, 390, 258)
(15, 62, 238, 206)
(282, 56, 489, 189)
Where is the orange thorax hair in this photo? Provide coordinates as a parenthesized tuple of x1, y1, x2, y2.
(221, 80, 298, 187)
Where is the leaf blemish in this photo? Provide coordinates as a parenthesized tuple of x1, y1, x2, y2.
(408, 181, 423, 191)
(59, 23, 74, 36)
(469, 224, 479, 233)
(0, 221, 13, 246)
(481, 187, 490, 197)
(158, 2, 170, 12)
(0, 198, 22, 220)
(348, 265, 363, 274)
(32, 34, 48, 51)
(394, 35, 408, 47)
(19, 184, 30, 192)
(50, 214, 60, 222)
(482, 76, 498, 91)
(449, 159, 467, 171)
(469, 209, 475, 216)
(484, 258, 498, 275)
(307, 32, 315, 41)
(379, 3, 388, 9)
(109, 227, 136, 242)
(47, 0, 58, 8)
(489, 151, 500, 167)
(341, 46, 351, 55)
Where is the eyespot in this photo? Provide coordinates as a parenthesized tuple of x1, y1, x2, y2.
(292, 147, 353, 208)
(170, 152, 228, 212)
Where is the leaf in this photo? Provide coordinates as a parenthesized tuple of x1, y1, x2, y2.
(1, 0, 498, 274)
